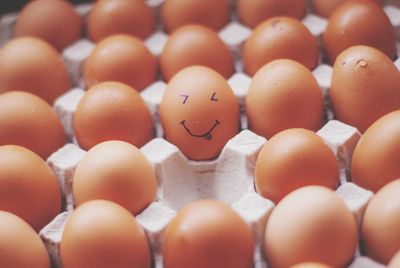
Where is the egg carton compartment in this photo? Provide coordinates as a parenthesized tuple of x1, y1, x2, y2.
(1, 0, 400, 267)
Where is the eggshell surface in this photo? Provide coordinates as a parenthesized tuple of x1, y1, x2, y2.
(290, 263, 333, 268)
(84, 35, 157, 91)
(352, 110, 400, 192)
(330, 46, 400, 133)
(0, 145, 61, 231)
(74, 82, 154, 150)
(243, 17, 319, 76)
(265, 186, 358, 267)
(87, 0, 155, 42)
(160, 25, 234, 82)
(14, 0, 82, 51)
(159, 66, 240, 160)
(323, 0, 396, 64)
(60, 200, 151, 268)
(0, 37, 71, 104)
(246, 59, 324, 139)
(312, 0, 385, 18)
(237, 0, 307, 28)
(161, 0, 230, 32)
(362, 179, 400, 264)
(163, 199, 254, 268)
(73, 140, 157, 215)
(0, 211, 51, 268)
(255, 129, 339, 203)
(0, 91, 66, 159)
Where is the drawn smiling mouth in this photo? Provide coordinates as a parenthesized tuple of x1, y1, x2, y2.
(180, 120, 220, 141)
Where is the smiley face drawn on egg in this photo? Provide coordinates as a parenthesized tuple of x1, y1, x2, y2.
(160, 66, 240, 161)
(179, 92, 220, 141)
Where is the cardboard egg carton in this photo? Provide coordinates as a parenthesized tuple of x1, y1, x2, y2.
(1, 0, 399, 267)
(40, 119, 370, 268)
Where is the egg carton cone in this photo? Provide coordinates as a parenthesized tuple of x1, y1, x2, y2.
(2, 0, 400, 267)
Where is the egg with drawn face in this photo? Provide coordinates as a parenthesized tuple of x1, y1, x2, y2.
(160, 66, 240, 161)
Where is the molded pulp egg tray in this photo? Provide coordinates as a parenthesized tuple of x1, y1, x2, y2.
(1, 0, 400, 267)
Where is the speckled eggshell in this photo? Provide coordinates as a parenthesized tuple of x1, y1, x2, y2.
(330, 45, 400, 133)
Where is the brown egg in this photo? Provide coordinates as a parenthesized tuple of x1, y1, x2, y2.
(265, 186, 358, 267)
(237, 0, 307, 28)
(323, 0, 395, 64)
(87, 0, 155, 42)
(161, 0, 230, 33)
(84, 34, 157, 91)
(74, 82, 154, 150)
(61, 200, 151, 268)
(160, 25, 234, 82)
(255, 129, 338, 203)
(163, 199, 254, 268)
(389, 249, 400, 268)
(243, 17, 319, 76)
(362, 179, 400, 264)
(0, 145, 61, 231)
(290, 263, 333, 268)
(330, 46, 400, 133)
(73, 140, 156, 215)
(0, 91, 66, 159)
(246, 59, 324, 139)
(351, 110, 400, 192)
(0, 211, 51, 268)
(14, 0, 82, 51)
(0, 37, 71, 104)
(312, 0, 385, 18)
(159, 66, 240, 160)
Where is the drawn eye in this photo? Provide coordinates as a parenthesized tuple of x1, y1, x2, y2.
(180, 94, 189, 104)
(210, 92, 218, 102)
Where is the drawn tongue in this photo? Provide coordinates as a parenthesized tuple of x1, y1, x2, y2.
(203, 132, 212, 141)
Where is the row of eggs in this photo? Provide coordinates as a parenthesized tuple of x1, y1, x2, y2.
(1, 42, 400, 182)
(2, 0, 398, 101)
(10, 0, 391, 53)
(4, 137, 400, 268)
